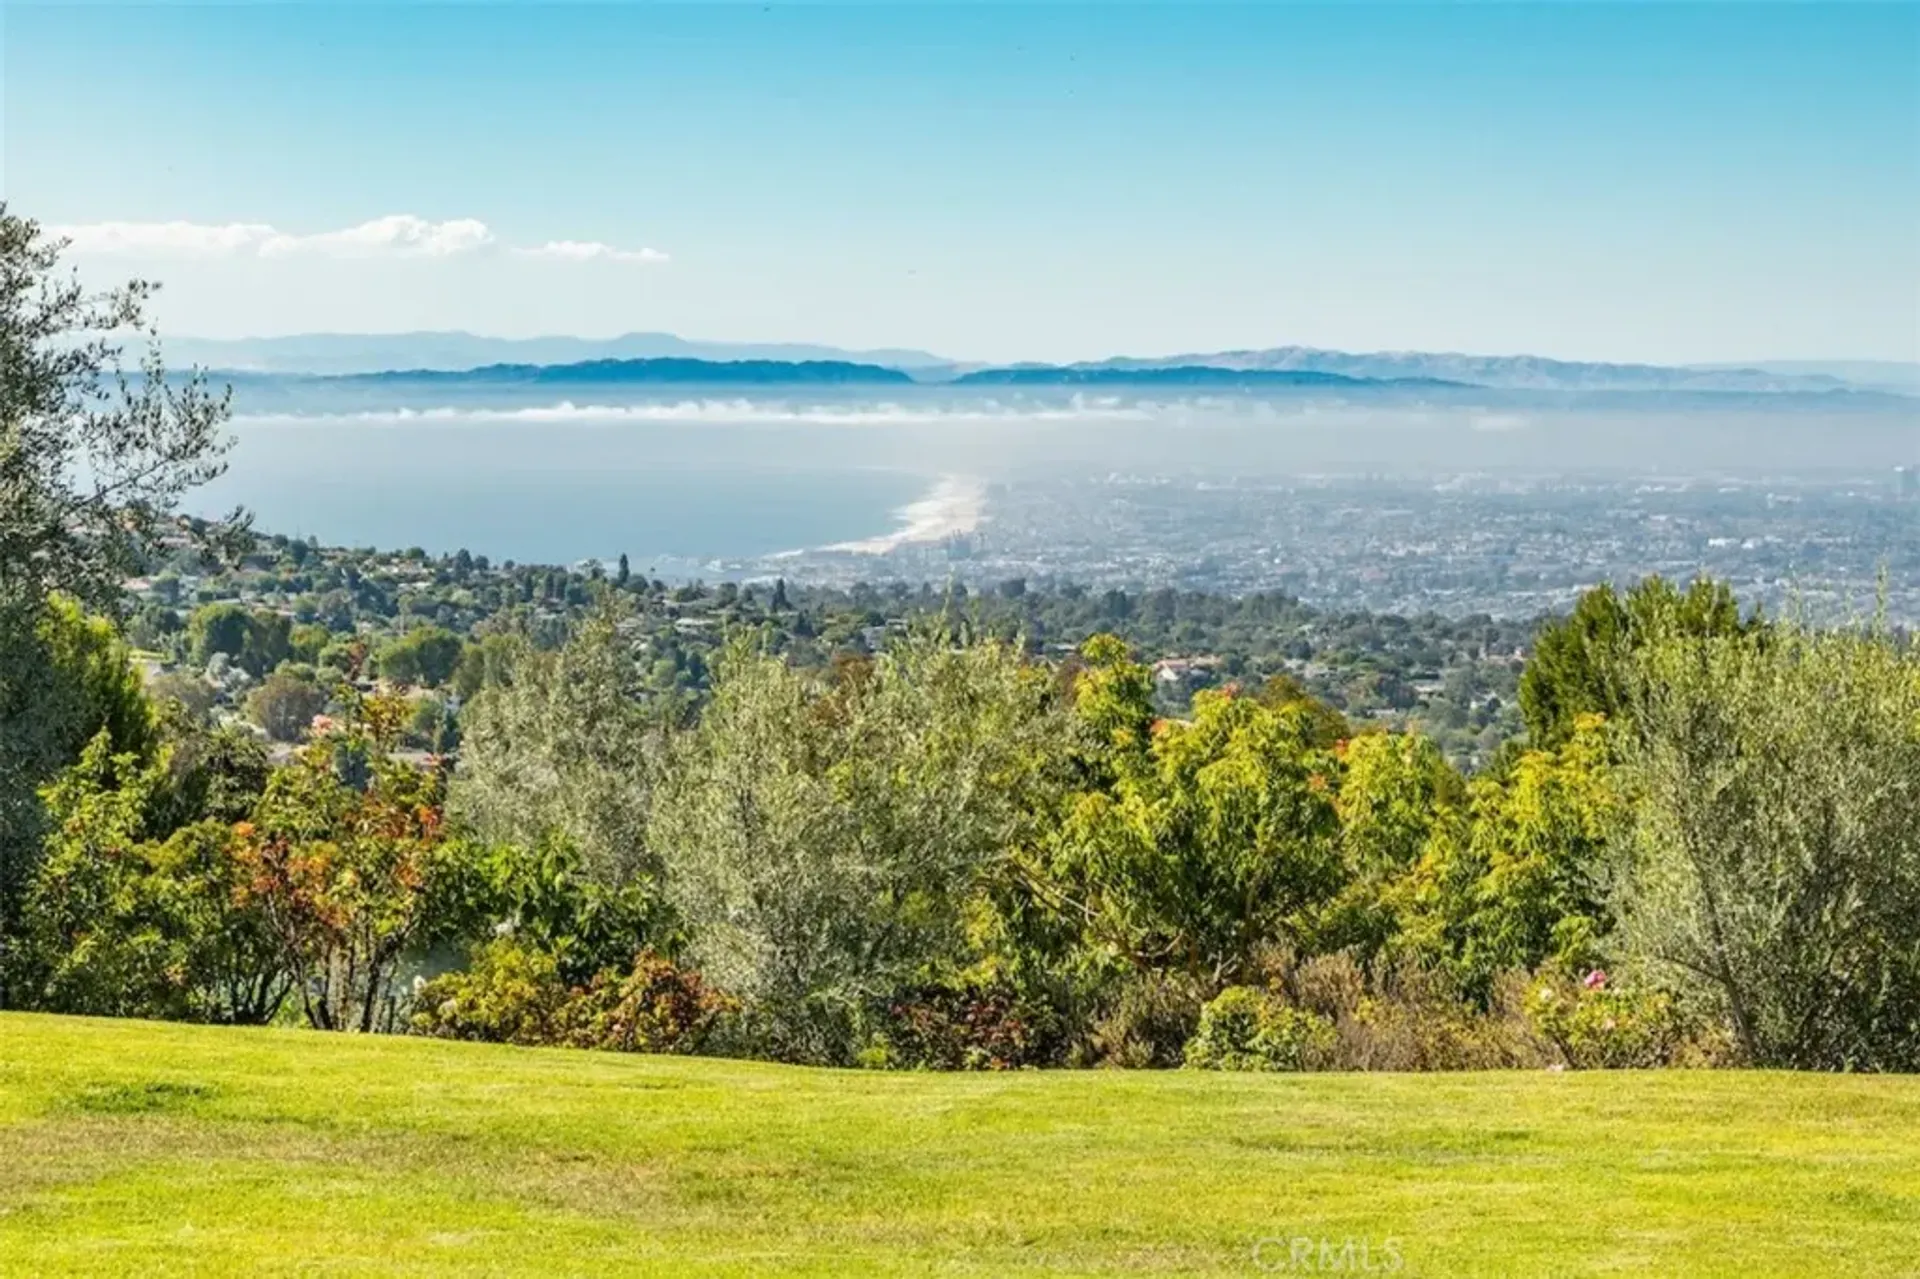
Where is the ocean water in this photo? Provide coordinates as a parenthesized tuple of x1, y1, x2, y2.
(190, 415, 934, 566)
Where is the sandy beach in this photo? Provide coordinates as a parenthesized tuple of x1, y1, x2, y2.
(825, 475, 986, 554)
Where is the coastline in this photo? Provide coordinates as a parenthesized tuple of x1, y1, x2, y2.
(823, 475, 986, 555)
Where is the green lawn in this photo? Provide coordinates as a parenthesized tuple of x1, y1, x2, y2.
(0, 1014, 1916, 1276)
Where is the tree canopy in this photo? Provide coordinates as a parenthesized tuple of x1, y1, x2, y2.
(0, 206, 237, 946)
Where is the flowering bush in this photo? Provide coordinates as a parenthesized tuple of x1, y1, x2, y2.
(1183, 985, 1336, 1072)
(1527, 969, 1683, 1069)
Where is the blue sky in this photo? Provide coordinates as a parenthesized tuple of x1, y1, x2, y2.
(5, 2, 1916, 363)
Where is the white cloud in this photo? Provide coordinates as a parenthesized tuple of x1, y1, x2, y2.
(264, 215, 496, 259)
(516, 240, 670, 265)
(54, 220, 284, 257)
(50, 215, 663, 264)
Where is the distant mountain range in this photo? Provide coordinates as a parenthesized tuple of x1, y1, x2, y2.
(170, 330, 1916, 397)
(950, 365, 1460, 389)
(197, 357, 1913, 418)
(328, 357, 914, 386)
(1059, 347, 1898, 395)
(165, 331, 949, 375)
(1686, 360, 1920, 396)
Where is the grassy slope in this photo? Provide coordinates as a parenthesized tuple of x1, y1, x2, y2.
(0, 1015, 1916, 1277)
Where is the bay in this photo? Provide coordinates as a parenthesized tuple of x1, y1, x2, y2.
(190, 416, 932, 567)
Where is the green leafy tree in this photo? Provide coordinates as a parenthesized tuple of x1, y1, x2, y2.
(452, 605, 663, 885)
(653, 635, 1067, 1064)
(188, 603, 288, 677)
(1316, 731, 1463, 959)
(188, 602, 252, 666)
(1069, 634, 1159, 779)
(150, 705, 271, 831)
(317, 638, 366, 681)
(126, 600, 181, 653)
(288, 623, 332, 665)
(149, 671, 216, 722)
(1043, 680, 1346, 992)
(403, 693, 460, 755)
(1614, 624, 1920, 1069)
(451, 632, 518, 702)
(0, 598, 157, 960)
(9, 733, 286, 1022)
(243, 611, 292, 676)
(1395, 714, 1618, 995)
(8, 734, 169, 1015)
(462, 836, 665, 983)
(1258, 673, 1352, 750)
(376, 625, 464, 688)
(1519, 576, 1747, 749)
(30, 596, 157, 763)
(246, 667, 330, 743)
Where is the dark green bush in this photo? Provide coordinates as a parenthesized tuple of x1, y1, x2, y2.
(1184, 986, 1336, 1072)
(875, 979, 1066, 1070)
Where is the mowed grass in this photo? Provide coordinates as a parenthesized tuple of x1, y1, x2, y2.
(1, 1015, 1916, 1277)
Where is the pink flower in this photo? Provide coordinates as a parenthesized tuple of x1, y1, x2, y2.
(1582, 969, 1609, 991)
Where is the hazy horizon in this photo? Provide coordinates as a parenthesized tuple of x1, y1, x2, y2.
(159, 327, 1920, 374)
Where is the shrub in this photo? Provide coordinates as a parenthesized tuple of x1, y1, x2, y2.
(414, 941, 731, 1055)
(1253, 947, 1552, 1071)
(1184, 986, 1336, 1072)
(11, 735, 289, 1025)
(1087, 971, 1208, 1069)
(1390, 715, 1617, 1001)
(411, 940, 569, 1047)
(560, 951, 733, 1054)
(1334, 968, 1550, 1071)
(470, 836, 664, 986)
(1527, 969, 1686, 1069)
(879, 980, 1065, 1070)
(1047, 670, 1346, 992)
